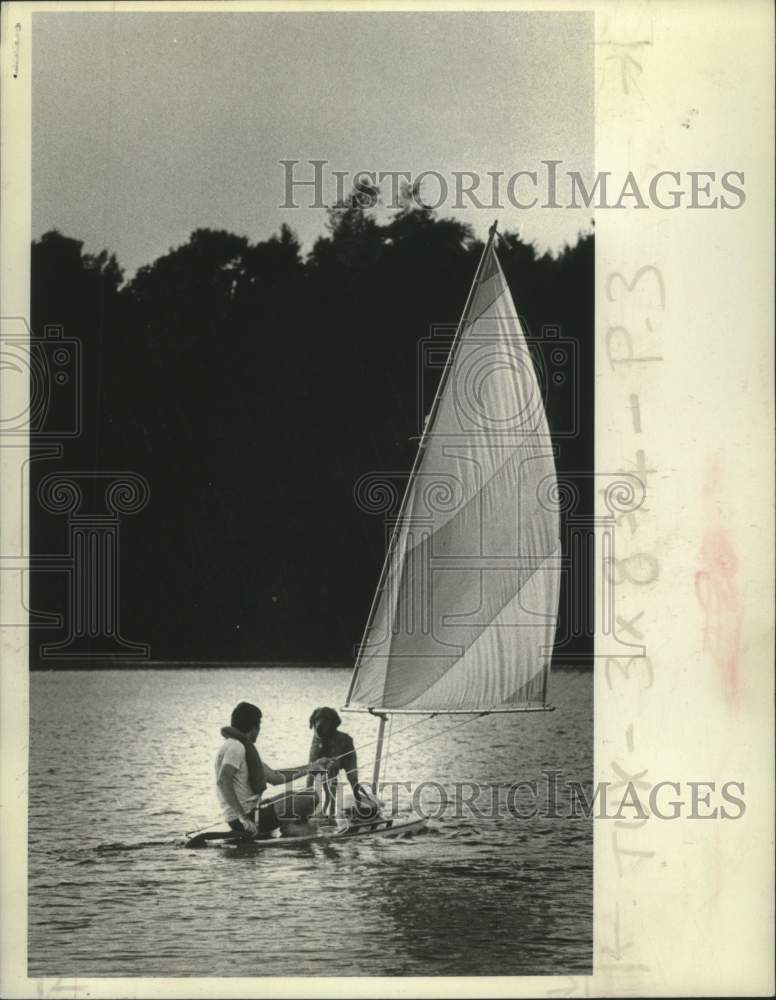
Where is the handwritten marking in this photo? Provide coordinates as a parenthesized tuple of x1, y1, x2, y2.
(616, 611, 645, 640)
(606, 265, 665, 308)
(599, 256, 662, 993)
(629, 393, 642, 432)
(605, 655, 654, 691)
(596, 41, 653, 96)
(612, 831, 656, 876)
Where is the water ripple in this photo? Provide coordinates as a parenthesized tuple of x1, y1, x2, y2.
(29, 666, 592, 977)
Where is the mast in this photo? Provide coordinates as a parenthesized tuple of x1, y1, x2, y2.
(345, 221, 501, 710)
(370, 712, 388, 791)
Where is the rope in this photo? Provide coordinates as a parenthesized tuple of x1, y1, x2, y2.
(380, 712, 486, 769)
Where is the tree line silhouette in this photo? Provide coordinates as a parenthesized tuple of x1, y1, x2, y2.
(29, 196, 593, 666)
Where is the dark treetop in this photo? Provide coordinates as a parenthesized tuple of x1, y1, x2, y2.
(29, 196, 593, 667)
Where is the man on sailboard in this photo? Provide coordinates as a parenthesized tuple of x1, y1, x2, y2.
(215, 701, 333, 838)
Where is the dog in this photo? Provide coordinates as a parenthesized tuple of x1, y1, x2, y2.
(307, 706, 378, 818)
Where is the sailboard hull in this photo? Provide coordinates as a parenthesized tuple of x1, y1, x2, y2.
(184, 813, 427, 849)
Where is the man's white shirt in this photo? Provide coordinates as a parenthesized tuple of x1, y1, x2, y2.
(215, 738, 260, 821)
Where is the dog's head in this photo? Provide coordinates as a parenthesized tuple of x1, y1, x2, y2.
(309, 706, 342, 740)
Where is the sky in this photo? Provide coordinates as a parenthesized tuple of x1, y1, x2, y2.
(32, 10, 593, 279)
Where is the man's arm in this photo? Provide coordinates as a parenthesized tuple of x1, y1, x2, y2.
(264, 758, 331, 786)
(217, 763, 256, 830)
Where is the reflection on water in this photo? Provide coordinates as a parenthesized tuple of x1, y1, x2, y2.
(29, 666, 591, 976)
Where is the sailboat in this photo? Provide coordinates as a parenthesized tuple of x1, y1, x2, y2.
(185, 221, 559, 849)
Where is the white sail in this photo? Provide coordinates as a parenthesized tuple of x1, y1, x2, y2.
(346, 235, 561, 713)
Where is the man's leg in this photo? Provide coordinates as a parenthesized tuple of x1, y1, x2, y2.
(227, 816, 257, 837)
(256, 803, 281, 835)
(228, 805, 280, 838)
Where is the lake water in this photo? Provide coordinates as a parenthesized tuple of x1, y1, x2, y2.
(29, 666, 592, 977)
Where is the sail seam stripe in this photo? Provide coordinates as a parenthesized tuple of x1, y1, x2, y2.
(455, 278, 505, 336)
(392, 543, 561, 708)
(359, 440, 556, 670)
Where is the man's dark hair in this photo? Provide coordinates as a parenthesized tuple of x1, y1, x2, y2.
(231, 701, 262, 732)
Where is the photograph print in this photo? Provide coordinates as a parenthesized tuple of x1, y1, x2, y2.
(22, 6, 595, 982)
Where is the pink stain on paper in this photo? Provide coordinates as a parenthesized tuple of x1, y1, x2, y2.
(694, 457, 742, 707)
